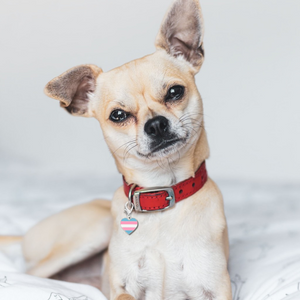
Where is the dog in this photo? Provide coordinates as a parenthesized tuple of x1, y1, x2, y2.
(5, 0, 232, 299)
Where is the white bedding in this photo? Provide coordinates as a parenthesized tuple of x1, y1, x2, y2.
(0, 166, 300, 300)
(0, 268, 106, 300)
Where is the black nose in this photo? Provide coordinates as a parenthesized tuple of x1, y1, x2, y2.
(144, 116, 170, 138)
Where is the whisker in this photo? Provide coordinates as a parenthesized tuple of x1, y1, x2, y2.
(180, 119, 202, 127)
(182, 124, 200, 136)
(156, 158, 165, 171)
(167, 158, 176, 182)
(112, 139, 137, 155)
(122, 141, 137, 154)
(123, 144, 138, 164)
(179, 112, 204, 122)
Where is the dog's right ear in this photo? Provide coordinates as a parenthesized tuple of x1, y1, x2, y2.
(44, 65, 102, 117)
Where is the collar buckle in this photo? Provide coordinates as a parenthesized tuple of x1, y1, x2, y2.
(130, 186, 175, 212)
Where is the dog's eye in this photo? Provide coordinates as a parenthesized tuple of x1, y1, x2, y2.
(109, 109, 130, 123)
(165, 85, 185, 102)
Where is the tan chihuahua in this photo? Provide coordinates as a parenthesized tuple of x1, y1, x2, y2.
(19, 0, 232, 299)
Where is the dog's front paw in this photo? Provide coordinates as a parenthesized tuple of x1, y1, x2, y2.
(115, 294, 136, 300)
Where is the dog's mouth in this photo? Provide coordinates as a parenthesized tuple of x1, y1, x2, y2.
(151, 138, 183, 153)
(137, 137, 186, 158)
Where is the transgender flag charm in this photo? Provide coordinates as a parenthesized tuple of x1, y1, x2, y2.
(121, 200, 138, 235)
(120, 218, 138, 235)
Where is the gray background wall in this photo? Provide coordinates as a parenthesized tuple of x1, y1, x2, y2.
(0, 0, 299, 183)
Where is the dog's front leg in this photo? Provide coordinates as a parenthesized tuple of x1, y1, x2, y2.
(115, 295, 136, 300)
(109, 263, 139, 300)
(109, 247, 165, 300)
(140, 249, 165, 300)
(214, 270, 232, 300)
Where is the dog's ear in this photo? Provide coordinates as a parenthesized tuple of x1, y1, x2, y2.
(155, 0, 204, 73)
(44, 64, 102, 117)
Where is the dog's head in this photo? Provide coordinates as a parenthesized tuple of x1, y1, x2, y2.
(45, 0, 208, 183)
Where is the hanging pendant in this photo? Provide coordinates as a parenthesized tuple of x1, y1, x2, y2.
(121, 200, 139, 235)
(120, 217, 139, 235)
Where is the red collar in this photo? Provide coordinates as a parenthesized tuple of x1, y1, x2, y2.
(123, 161, 208, 212)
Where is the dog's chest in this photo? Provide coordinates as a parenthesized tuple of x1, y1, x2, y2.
(109, 190, 224, 299)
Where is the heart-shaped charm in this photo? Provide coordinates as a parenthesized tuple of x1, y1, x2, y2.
(120, 218, 139, 235)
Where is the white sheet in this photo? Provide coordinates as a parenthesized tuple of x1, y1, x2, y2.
(224, 181, 300, 300)
(1, 166, 300, 300)
(0, 249, 106, 300)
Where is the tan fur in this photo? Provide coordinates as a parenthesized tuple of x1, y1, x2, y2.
(0, 236, 22, 246)
(23, 199, 112, 278)
(21, 1, 231, 299)
(116, 295, 136, 300)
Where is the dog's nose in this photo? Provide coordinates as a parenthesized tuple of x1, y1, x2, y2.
(144, 116, 170, 138)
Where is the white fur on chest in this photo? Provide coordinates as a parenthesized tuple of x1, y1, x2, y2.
(109, 179, 227, 300)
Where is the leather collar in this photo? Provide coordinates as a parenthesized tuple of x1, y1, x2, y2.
(123, 161, 208, 212)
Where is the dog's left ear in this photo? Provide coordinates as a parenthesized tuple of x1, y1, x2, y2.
(155, 0, 204, 73)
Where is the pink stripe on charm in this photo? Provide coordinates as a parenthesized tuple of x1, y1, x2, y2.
(121, 222, 137, 224)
